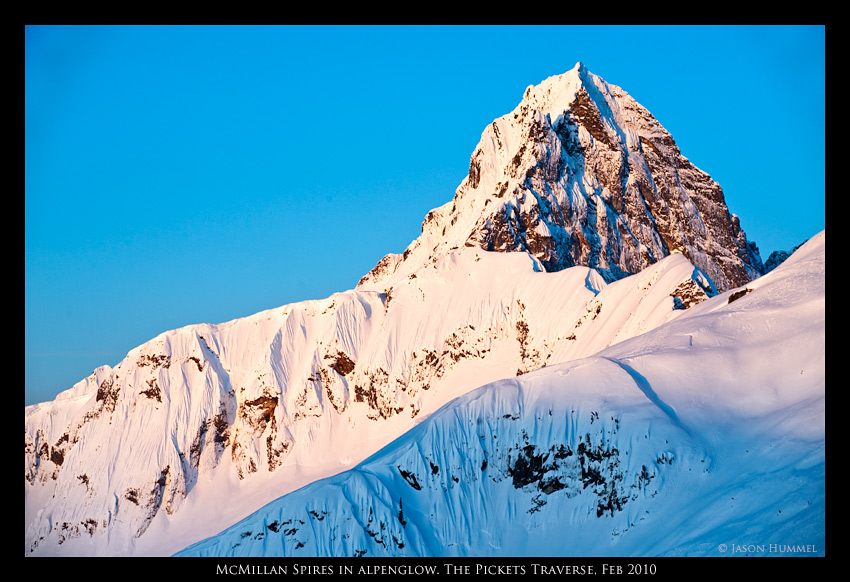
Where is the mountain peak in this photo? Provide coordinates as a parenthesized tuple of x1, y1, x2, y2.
(24, 62, 821, 558)
(359, 65, 764, 293)
(573, 60, 589, 77)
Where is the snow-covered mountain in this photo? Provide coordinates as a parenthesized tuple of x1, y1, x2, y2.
(358, 62, 763, 293)
(25, 63, 821, 558)
(24, 245, 718, 557)
(178, 231, 825, 558)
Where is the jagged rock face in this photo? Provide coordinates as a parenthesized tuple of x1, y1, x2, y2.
(360, 62, 763, 292)
(764, 239, 807, 273)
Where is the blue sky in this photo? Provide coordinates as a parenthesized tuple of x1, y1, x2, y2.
(25, 25, 825, 405)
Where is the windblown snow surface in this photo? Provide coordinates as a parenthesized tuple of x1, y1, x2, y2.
(25, 62, 823, 561)
(24, 242, 725, 557)
(177, 232, 825, 558)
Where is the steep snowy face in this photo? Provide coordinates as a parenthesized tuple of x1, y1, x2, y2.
(25, 246, 714, 557)
(177, 232, 824, 558)
(359, 62, 763, 293)
(24, 63, 787, 559)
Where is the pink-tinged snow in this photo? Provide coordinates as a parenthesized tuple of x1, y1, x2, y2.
(24, 59, 818, 557)
(176, 233, 824, 557)
(26, 237, 723, 556)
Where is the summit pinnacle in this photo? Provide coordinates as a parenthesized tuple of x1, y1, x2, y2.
(359, 64, 764, 292)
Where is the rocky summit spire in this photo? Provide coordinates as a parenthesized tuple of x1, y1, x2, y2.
(359, 64, 764, 292)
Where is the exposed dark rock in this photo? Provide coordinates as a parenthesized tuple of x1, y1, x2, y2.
(495, 413, 661, 518)
(242, 395, 278, 427)
(728, 288, 752, 304)
(469, 149, 483, 189)
(50, 448, 64, 466)
(397, 466, 422, 490)
(398, 498, 407, 527)
(124, 488, 140, 505)
(362, 65, 764, 292)
(765, 250, 791, 273)
(357, 253, 402, 287)
(764, 239, 807, 273)
(353, 367, 404, 420)
(136, 354, 171, 369)
(509, 444, 548, 489)
(327, 351, 356, 376)
(186, 356, 204, 372)
(140, 378, 162, 401)
(670, 277, 713, 310)
(95, 376, 120, 415)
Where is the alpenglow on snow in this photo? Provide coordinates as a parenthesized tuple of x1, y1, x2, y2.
(26, 63, 822, 558)
(180, 233, 824, 557)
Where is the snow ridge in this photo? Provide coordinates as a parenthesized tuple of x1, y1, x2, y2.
(25, 245, 713, 556)
(178, 232, 824, 558)
(25, 65, 820, 558)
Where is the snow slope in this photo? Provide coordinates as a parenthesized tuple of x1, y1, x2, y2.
(25, 244, 717, 557)
(177, 232, 824, 557)
(25, 63, 813, 559)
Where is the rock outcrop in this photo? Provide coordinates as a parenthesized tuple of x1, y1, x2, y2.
(359, 62, 764, 293)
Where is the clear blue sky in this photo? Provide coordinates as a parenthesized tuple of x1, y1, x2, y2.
(25, 25, 825, 405)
